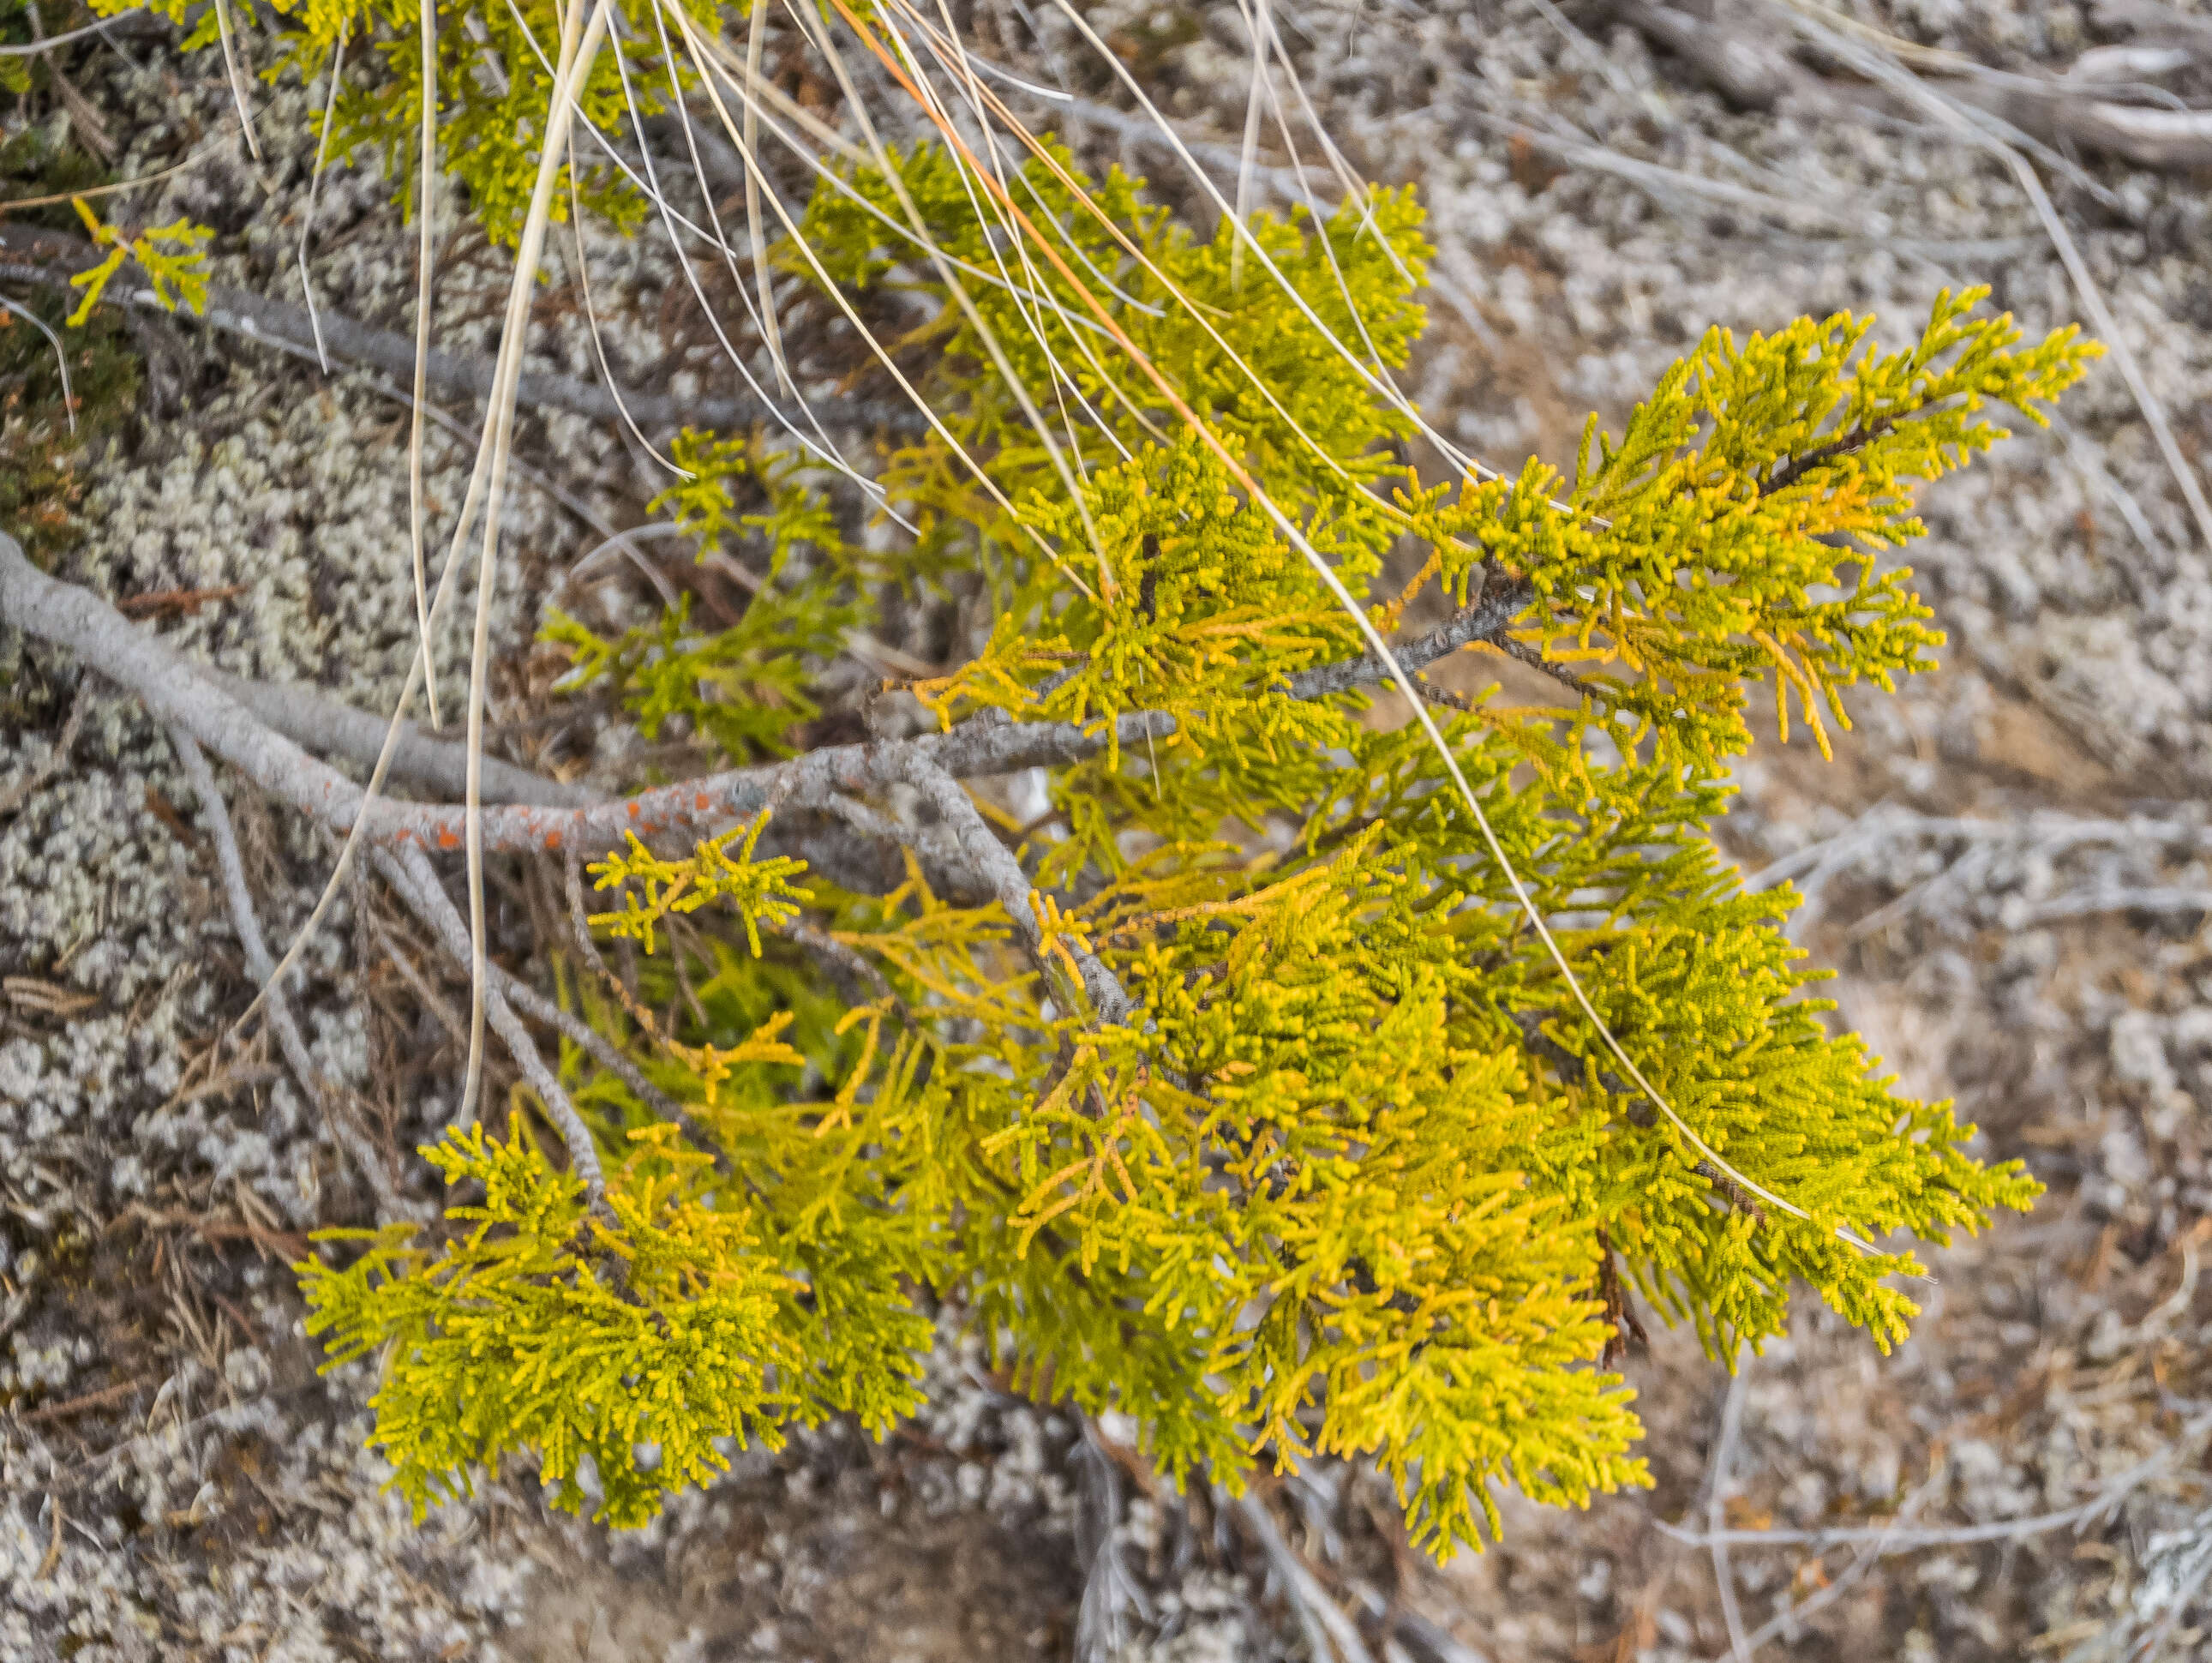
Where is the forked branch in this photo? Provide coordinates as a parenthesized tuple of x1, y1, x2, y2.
(0, 525, 1531, 909)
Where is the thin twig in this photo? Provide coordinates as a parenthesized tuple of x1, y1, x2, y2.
(18, 1377, 148, 1426)
(167, 727, 414, 1221)
(0, 223, 920, 436)
(1707, 1353, 1755, 1663)
(1661, 1414, 2212, 1552)
(1717, 1461, 1947, 1659)
(0, 6, 146, 54)
(375, 844, 608, 1198)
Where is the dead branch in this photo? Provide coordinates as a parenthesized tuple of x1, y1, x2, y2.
(0, 223, 923, 436)
(202, 665, 596, 808)
(374, 842, 608, 1198)
(1609, 0, 2212, 171)
(168, 726, 416, 1220)
(0, 530, 1529, 862)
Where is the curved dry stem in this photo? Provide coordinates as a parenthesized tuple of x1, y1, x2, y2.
(0, 293, 75, 435)
(456, 0, 618, 1126)
(295, 18, 348, 374)
(168, 726, 415, 1221)
(410, 0, 443, 728)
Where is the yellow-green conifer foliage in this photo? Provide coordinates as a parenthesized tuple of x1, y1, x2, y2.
(299, 133, 2090, 1552)
(98, 0, 721, 240)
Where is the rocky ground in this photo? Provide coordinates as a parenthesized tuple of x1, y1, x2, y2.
(4, 0, 2212, 1657)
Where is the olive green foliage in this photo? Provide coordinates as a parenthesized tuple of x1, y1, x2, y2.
(300, 134, 2091, 1554)
(0, 136, 145, 566)
(542, 437, 873, 759)
(302, 1120, 926, 1525)
(102, 0, 722, 241)
(587, 810, 811, 957)
(1421, 288, 2095, 772)
(61, 197, 212, 326)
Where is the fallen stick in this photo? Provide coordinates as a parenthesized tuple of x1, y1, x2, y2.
(0, 223, 924, 436)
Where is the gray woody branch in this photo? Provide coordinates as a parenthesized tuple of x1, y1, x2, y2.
(168, 726, 419, 1221)
(0, 225, 925, 437)
(1, 531, 1532, 1025)
(0, 531, 1531, 856)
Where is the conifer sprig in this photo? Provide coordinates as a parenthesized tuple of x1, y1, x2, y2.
(297, 154, 2072, 1545)
(106, 0, 2089, 1558)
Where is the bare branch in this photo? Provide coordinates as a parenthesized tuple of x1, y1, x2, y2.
(0, 531, 1531, 862)
(373, 843, 608, 1198)
(168, 727, 417, 1221)
(884, 747, 1136, 1023)
(0, 223, 922, 437)
(205, 667, 596, 807)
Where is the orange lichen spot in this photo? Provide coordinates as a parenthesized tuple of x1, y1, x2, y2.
(627, 802, 641, 819)
(694, 793, 711, 812)
(436, 827, 461, 850)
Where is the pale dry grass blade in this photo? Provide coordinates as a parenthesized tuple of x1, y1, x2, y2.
(295, 20, 347, 374)
(1230, 0, 1268, 294)
(609, 17, 904, 519)
(0, 9, 144, 55)
(615, 15, 882, 494)
(885, 0, 1150, 465)
(0, 295, 75, 435)
(1757, 0, 2212, 556)
(1043, 0, 1512, 485)
(743, 0, 792, 395)
(456, 0, 619, 1126)
(2007, 150, 2212, 556)
(658, 0, 1098, 594)
(411, 0, 443, 729)
(833, 0, 1112, 571)
(209, 0, 261, 160)
(566, 130, 683, 479)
